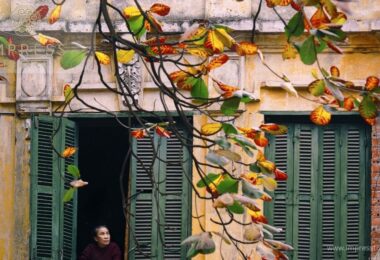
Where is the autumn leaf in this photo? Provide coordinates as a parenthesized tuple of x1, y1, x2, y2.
(206, 54, 229, 72)
(327, 41, 343, 54)
(63, 84, 74, 103)
(201, 123, 222, 136)
(330, 66, 340, 77)
(62, 147, 77, 158)
(214, 27, 236, 49)
(310, 7, 330, 28)
(248, 209, 268, 224)
(149, 3, 170, 16)
(186, 47, 213, 58)
(365, 76, 379, 91)
(34, 33, 62, 46)
(182, 24, 208, 44)
(265, 0, 291, 7)
(30, 5, 49, 22)
(48, 5, 62, 24)
(150, 45, 176, 55)
(331, 12, 347, 26)
(131, 129, 148, 139)
(343, 97, 354, 111)
(258, 160, 276, 173)
(156, 126, 171, 138)
(310, 105, 332, 125)
(254, 132, 269, 147)
(95, 51, 111, 65)
(204, 30, 224, 54)
(213, 79, 239, 97)
(308, 79, 325, 96)
(145, 13, 163, 33)
(123, 6, 141, 19)
(282, 42, 297, 59)
(116, 49, 135, 63)
(364, 118, 376, 126)
(235, 42, 258, 56)
(259, 124, 288, 135)
(359, 95, 377, 119)
(273, 168, 288, 181)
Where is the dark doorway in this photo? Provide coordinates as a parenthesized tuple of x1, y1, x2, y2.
(75, 118, 130, 258)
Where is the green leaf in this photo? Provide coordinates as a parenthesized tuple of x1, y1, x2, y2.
(216, 175, 238, 194)
(0, 36, 9, 48)
(285, 12, 305, 38)
(191, 77, 209, 101)
(127, 15, 146, 38)
(249, 162, 262, 173)
(242, 145, 254, 157)
(60, 50, 87, 70)
(300, 36, 317, 65)
(359, 95, 377, 119)
(321, 67, 330, 78)
(315, 37, 327, 53)
(326, 28, 347, 42)
(222, 123, 238, 135)
(196, 173, 221, 188)
(308, 79, 325, 96)
(67, 164, 80, 178)
(221, 97, 240, 116)
(214, 24, 234, 33)
(226, 201, 244, 214)
(63, 187, 75, 202)
(353, 97, 361, 107)
(186, 244, 199, 258)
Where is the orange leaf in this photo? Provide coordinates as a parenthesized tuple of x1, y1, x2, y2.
(206, 54, 229, 72)
(204, 30, 224, 54)
(254, 132, 269, 147)
(62, 147, 77, 158)
(131, 129, 147, 139)
(169, 71, 188, 83)
(235, 42, 258, 56)
(364, 118, 376, 126)
(282, 42, 297, 60)
(213, 79, 239, 94)
(265, 0, 291, 7)
(143, 37, 166, 46)
(95, 51, 111, 65)
(259, 123, 288, 135)
(256, 150, 266, 162)
(274, 168, 288, 181)
(310, 105, 332, 126)
(48, 5, 62, 24)
(343, 97, 354, 111)
(177, 79, 194, 90)
(365, 76, 379, 91)
(151, 45, 177, 55)
(310, 7, 330, 28)
(30, 5, 49, 22)
(150, 3, 170, 16)
(330, 66, 340, 77)
(156, 126, 171, 138)
(145, 14, 163, 32)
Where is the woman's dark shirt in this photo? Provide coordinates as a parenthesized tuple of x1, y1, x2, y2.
(79, 242, 122, 260)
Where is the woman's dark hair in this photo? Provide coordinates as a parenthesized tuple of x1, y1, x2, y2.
(92, 225, 109, 237)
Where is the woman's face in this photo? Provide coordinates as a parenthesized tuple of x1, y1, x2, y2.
(94, 227, 111, 248)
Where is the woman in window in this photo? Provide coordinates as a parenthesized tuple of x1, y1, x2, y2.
(80, 225, 122, 260)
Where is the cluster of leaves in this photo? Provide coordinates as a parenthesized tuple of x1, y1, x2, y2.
(12, 0, 378, 259)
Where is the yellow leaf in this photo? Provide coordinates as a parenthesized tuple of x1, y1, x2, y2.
(123, 6, 141, 19)
(48, 5, 62, 24)
(205, 30, 224, 53)
(201, 123, 222, 136)
(282, 42, 297, 60)
(63, 84, 74, 103)
(34, 33, 62, 46)
(235, 42, 258, 56)
(331, 12, 347, 26)
(310, 105, 332, 126)
(95, 51, 111, 65)
(258, 160, 276, 172)
(187, 47, 213, 58)
(311, 68, 319, 79)
(215, 28, 236, 49)
(262, 176, 277, 191)
(116, 49, 135, 64)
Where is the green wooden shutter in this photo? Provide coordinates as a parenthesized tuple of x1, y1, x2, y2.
(30, 116, 78, 260)
(129, 127, 191, 260)
(265, 120, 370, 260)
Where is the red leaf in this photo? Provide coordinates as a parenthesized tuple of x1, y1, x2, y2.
(310, 7, 330, 28)
(290, 0, 302, 11)
(206, 54, 229, 72)
(150, 3, 170, 16)
(274, 168, 288, 181)
(364, 118, 376, 126)
(343, 97, 354, 111)
(150, 45, 177, 55)
(156, 126, 171, 138)
(254, 132, 269, 147)
(30, 5, 49, 22)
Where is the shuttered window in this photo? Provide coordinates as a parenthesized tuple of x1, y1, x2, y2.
(128, 128, 192, 260)
(30, 116, 78, 260)
(265, 121, 370, 260)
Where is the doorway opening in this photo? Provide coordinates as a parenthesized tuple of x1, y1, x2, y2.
(74, 118, 130, 257)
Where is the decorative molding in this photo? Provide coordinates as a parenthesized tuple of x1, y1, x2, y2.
(117, 55, 142, 110)
(15, 55, 53, 113)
